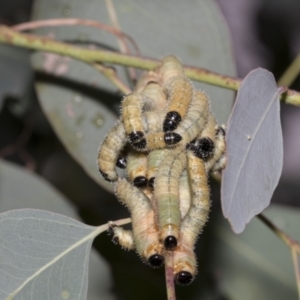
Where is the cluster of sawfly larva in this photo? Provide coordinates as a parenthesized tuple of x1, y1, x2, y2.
(97, 55, 226, 286)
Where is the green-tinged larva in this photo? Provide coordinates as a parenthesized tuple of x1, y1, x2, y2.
(127, 150, 148, 188)
(178, 170, 191, 218)
(114, 178, 164, 268)
(173, 150, 210, 285)
(154, 147, 187, 250)
(97, 119, 127, 182)
(164, 90, 210, 147)
(147, 149, 169, 189)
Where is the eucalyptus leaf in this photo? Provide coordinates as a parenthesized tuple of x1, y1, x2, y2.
(211, 204, 299, 300)
(30, 0, 236, 192)
(221, 68, 284, 233)
(0, 159, 115, 300)
(0, 209, 108, 300)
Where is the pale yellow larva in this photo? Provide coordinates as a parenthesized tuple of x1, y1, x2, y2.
(173, 150, 210, 285)
(97, 119, 127, 182)
(114, 178, 164, 268)
(154, 147, 187, 250)
(157, 55, 184, 85)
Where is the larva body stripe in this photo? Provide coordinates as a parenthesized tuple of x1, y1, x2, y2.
(181, 150, 210, 246)
(97, 119, 127, 182)
(162, 76, 194, 132)
(179, 170, 191, 218)
(147, 149, 169, 184)
(115, 179, 163, 265)
(154, 147, 187, 249)
(157, 55, 184, 85)
(206, 126, 226, 172)
(126, 150, 148, 187)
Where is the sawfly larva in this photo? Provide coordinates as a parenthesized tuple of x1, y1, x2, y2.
(173, 150, 210, 285)
(114, 178, 164, 267)
(164, 90, 210, 147)
(98, 119, 127, 182)
(154, 147, 187, 250)
(127, 150, 148, 188)
(162, 76, 193, 132)
(157, 55, 184, 85)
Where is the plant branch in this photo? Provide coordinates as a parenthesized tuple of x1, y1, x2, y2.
(278, 51, 300, 88)
(164, 251, 176, 300)
(1, 25, 300, 106)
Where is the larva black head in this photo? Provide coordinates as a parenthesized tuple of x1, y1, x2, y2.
(164, 236, 177, 250)
(132, 138, 147, 150)
(164, 132, 182, 146)
(129, 131, 145, 143)
(99, 169, 116, 182)
(133, 176, 148, 188)
(216, 126, 226, 136)
(116, 156, 127, 169)
(174, 271, 193, 286)
(148, 254, 164, 268)
(148, 177, 155, 189)
(163, 111, 182, 132)
(194, 137, 215, 160)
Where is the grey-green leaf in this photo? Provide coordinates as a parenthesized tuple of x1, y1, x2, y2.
(221, 68, 284, 233)
(212, 204, 299, 299)
(0, 209, 107, 300)
(0, 159, 115, 300)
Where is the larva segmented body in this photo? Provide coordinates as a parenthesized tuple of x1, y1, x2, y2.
(154, 147, 187, 250)
(97, 119, 127, 182)
(114, 178, 164, 268)
(147, 148, 169, 189)
(162, 76, 194, 132)
(157, 55, 184, 85)
(173, 150, 210, 285)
